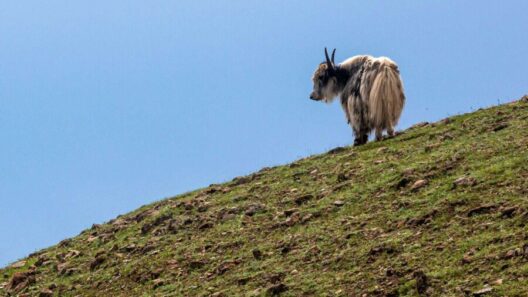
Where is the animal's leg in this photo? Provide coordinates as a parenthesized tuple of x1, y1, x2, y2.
(352, 127, 364, 146)
(353, 137, 363, 146)
(375, 128, 383, 141)
(354, 129, 369, 146)
(361, 134, 369, 145)
(387, 126, 395, 137)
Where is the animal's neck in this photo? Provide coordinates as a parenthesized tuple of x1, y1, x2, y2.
(334, 65, 350, 91)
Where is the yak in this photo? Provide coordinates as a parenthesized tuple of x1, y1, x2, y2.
(310, 48, 405, 146)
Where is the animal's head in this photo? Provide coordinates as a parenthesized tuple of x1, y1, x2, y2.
(310, 48, 339, 102)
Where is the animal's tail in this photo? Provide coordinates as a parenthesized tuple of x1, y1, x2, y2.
(369, 61, 405, 130)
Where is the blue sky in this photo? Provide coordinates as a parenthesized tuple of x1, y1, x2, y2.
(1, 1, 527, 266)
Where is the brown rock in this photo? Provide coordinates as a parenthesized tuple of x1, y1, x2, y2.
(188, 260, 206, 270)
(333, 200, 345, 207)
(245, 204, 265, 216)
(283, 212, 300, 227)
(283, 209, 298, 217)
(410, 122, 429, 129)
(327, 146, 346, 154)
(332, 182, 350, 192)
(301, 213, 313, 223)
(461, 255, 472, 264)
(6, 271, 36, 293)
(411, 179, 428, 191)
(252, 249, 263, 260)
(89, 255, 106, 271)
(473, 285, 493, 296)
(336, 172, 348, 183)
(492, 123, 508, 132)
(152, 278, 165, 289)
(293, 194, 313, 205)
(266, 283, 288, 296)
(500, 206, 518, 218)
(453, 176, 477, 188)
(467, 204, 497, 217)
(413, 270, 428, 295)
(9, 260, 26, 269)
(38, 289, 53, 297)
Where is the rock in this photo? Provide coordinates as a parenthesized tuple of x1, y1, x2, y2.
(6, 271, 36, 293)
(410, 122, 429, 129)
(65, 249, 81, 259)
(283, 212, 300, 227)
(38, 289, 53, 297)
(492, 123, 508, 132)
(252, 249, 263, 260)
(467, 204, 497, 217)
(327, 147, 346, 154)
(411, 179, 428, 191)
(402, 168, 415, 176)
(439, 118, 452, 125)
(332, 182, 350, 192)
(395, 177, 411, 189)
(152, 278, 165, 289)
(288, 162, 300, 168)
(189, 260, 205, 270)
(336, 172, 348, 183)
(10, 260, 26, 269)
(283, 209, 298, 217)
(461, 255, 472, 264)
(266, 283, 288, 296)
(453, 176, 477, 188)
(413, 270, 428, 294)
(377, 147, 388, 153)
(245, 204, 265, 216)
(34, 256, 48, 267)
(198, 222, 213, 230)
(58, 238, 72, 248)
(492, 278, 503, 285)
(232, 176, 252, 186)
(293, 194, 313, 205)
(216, 260, 239, 275)
(439, 133, 454, 141)
(500, 206, 518, 218)
(333, 200, 345, 207)
(301, 213, 313, 223)
(503, 249, 518, 259)
(89, 255, 106, 271)
(473, 285, 492, 296)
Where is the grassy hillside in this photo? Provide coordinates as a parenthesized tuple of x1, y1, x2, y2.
(2, 96, 528, 297)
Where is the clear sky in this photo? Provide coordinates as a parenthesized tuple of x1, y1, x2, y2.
(1, 1, 527, 266)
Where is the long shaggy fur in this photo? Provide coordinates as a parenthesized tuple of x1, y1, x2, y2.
(310, 53, 405, 145)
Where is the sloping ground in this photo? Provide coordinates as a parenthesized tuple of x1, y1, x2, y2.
(2, 96, 528, 297)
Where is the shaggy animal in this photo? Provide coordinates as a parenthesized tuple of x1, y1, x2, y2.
(310, 48, 405, 145)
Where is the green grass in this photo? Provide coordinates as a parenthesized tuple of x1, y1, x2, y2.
(2, 97, 528, 297)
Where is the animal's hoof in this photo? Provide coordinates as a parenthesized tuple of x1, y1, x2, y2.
(353, 140, 365, 146)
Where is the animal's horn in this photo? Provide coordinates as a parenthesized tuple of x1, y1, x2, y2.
(331, 48, 336, 64)
(324, 47, 334, 70)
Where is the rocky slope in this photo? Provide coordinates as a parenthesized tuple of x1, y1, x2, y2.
(2, 96, 528, 297)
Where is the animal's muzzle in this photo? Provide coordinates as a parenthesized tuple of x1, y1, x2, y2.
(309, 92, 320, 101)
